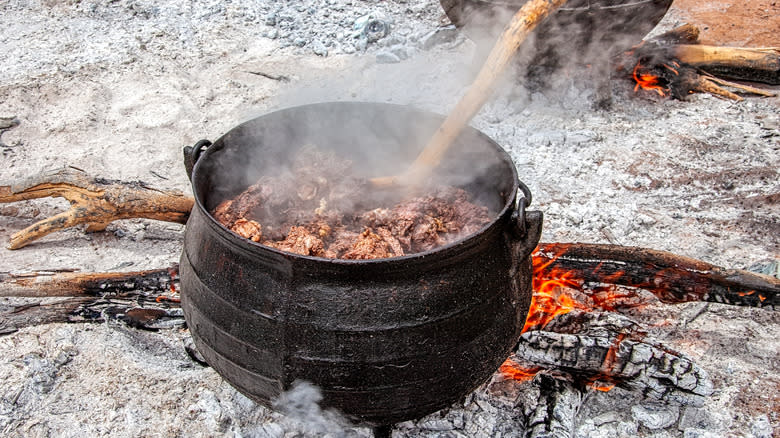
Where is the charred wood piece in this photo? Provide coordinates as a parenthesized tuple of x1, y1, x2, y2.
(535, 243, 779, 309)
(0, 265, 179, 298)
(0, 296, 183, 333)
(0, 266, 181, 333)
(521, 373, 583, 438)
(0, 167, 193, 249)
(671, 45, 780, 86)
(515, 310, 714, 407)
(617, 24, 778, 100)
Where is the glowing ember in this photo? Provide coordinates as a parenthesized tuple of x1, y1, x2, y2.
(523, 244, 588, 333)
(632, 61, 668, 97)
(587, 380, 616, 392)
(499, 358, 541, 382)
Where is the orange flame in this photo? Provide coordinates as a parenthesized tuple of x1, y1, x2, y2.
(632, 61, 668, 97)
(587, 380, 616, 392)
(499, 358, 541, 382)
(523, 245, 589, 333)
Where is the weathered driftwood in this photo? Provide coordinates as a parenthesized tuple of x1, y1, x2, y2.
(534, 243, 779, 309)
(0, 167, 193, 249)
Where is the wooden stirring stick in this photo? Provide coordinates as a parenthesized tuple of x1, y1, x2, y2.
(371, 0, 569, 187)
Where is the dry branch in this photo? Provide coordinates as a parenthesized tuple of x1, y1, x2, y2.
(0, 167, 193, 249)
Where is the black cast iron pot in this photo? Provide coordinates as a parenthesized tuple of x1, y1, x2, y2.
(179, 102, 542, 426)
(441, 0, 674, 49)
(440, 0, 674, 90)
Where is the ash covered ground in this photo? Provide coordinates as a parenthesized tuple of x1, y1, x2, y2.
(0, 0, 778, 437)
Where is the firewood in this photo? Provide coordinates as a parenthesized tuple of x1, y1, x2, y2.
(0, 297, 93, 334)
(493, 310, 712, 416)
(0, 265, 181, 333)
(0, 265, 179, 298)
(534, 243, 779, 309)
(618, 24, 778, 100)
(0, 167, 193, 249)
(519, 310, 714, 405)
(671, 45, 780, 85)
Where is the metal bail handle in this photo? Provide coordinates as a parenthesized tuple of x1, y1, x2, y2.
(513, 179, 533, 237)
(183, 139, 212, 181)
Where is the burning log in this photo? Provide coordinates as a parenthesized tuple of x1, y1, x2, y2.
(486, 311, 713, 437)
(620, 24, 779, 101)
(534, 243, 779, 309)
(0, 167, 193, 249)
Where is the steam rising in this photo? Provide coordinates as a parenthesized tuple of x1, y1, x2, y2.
(456, 0, 673, 103)
(207, 0, 674, 240)
(272, 381, 355, 436)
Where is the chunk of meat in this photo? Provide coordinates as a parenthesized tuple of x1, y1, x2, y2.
(230, 218, 263, 242)
(211, 147, 493, 260)
(266, 226, 326, 257)
(342, 228, 396, 260)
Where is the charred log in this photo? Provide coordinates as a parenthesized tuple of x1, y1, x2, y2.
(617, 25, 779, 100)
(0, 266, 181, 333)
(671, 45, 780, 85)
(0, 265, 179, 298)
(521, 373, 583, 438)
(535, 243, 779, 309)
(516, 310, 714, 406)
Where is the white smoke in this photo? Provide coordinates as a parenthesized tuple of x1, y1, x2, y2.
(272, 380, 359, 437)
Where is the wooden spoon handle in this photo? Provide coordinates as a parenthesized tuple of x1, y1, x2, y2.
(372, 0, 569, 187)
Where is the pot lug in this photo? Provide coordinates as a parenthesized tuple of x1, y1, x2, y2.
(511, 209, 543, 258)
(183, 139, 212, 181)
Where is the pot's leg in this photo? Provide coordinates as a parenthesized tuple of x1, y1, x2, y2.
(372, 424, 393, 438)
(1, 167, 193, 249)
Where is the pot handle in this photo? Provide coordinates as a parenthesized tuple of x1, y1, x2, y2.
(183, 140, 212, 181)
(511, 180, 543, 257)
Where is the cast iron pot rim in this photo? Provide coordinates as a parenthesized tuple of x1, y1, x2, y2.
(189, 101, 524, 266)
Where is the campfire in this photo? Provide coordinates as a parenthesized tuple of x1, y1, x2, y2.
(621, 24, 778, 101)
(1, 169, 777, 435)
